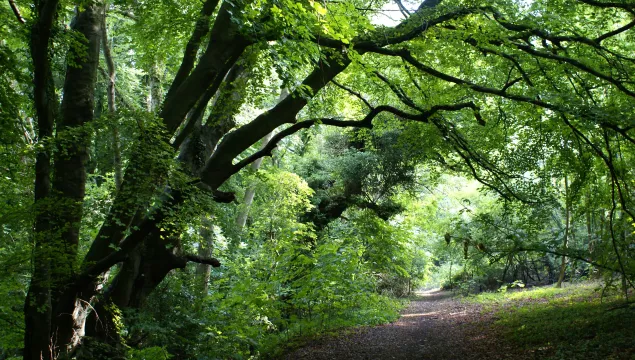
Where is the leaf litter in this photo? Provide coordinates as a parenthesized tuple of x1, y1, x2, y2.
(284, 289, 530, 360)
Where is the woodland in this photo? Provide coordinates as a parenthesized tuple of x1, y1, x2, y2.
(1, 0, 635, 359)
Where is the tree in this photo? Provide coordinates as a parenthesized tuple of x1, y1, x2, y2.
(4, 0, 635, 357)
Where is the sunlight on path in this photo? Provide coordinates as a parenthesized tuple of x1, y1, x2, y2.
(285, 290, 519, 360)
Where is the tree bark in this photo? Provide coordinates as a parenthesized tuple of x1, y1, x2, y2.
(586, 190, 594, 256)
(196, 217, 215, 297)
(177, 58, 250, 174)
(24, 0, 60, 357)
(200, 53, 350, 189)
(159, 1, 250, 133)
(26, 1, 104, 358)
(51, 2, 104, 352)
(102, 11, 122, 189)
(82, 52, 256, 348)
(556, 175, 570, 288)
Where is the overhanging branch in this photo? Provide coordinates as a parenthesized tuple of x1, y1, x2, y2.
(184, 254, 221, 267)
(514, 247, 625, 274)
(230, 102, 481, 176)
(312, 4, 488, 51)
(576, 0, 635, 11)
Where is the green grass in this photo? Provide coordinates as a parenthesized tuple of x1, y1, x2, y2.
(464, 282, 635, 359)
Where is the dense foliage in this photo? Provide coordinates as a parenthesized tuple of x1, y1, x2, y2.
(1, 0, 634, 358)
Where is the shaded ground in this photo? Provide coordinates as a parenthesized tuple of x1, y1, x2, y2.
(284, 290, 525, 360)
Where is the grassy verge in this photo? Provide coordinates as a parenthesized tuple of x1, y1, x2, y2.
(464, 282, 635, 360)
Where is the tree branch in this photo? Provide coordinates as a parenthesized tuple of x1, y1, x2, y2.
(373, 67, 486, 126)
(184, 254, 221, 267)
(489, 10, 635, 64)
(230, 102, 481, 175)
(463, 38, 534, 86)
(199, 51, 350, 188)
(160, 1, 249, 134)
(511, 42, 635, 98)
(576, 0, 635, 11)
(331, 79, 372, 109)
(374, 71, 426, 112)
(312, 5, 487, 51)
(378, 48, 569, 111)
(164, 0, 221, 98)
(172, 79, 220, 149)
(515, 247, 625, 274)
(394, 0, 411, 17)
(8, 0, 25, 24)
(596, 17, 635, 43)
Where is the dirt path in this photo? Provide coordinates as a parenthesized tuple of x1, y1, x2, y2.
(284, 290, 522, 360)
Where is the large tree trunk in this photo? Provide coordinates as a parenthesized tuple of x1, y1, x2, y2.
(51, 2, 104, 352)
(25, 2, 104, 359)
(76, 2, 248, 292)
(81, 52, 255, 348)
(75, 52, 349, 358)
(24, 0, 59, 357)
(82, 218, 185, 351)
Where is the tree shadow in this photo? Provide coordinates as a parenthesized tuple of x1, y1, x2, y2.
(495, 298, 635, 359)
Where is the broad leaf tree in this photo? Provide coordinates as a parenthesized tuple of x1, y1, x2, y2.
(1, 0, 634, 358)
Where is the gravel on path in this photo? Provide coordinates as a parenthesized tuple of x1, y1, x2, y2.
(284, 290, 527, 360)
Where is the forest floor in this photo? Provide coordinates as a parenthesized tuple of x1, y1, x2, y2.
(284, 283, 635, 360)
